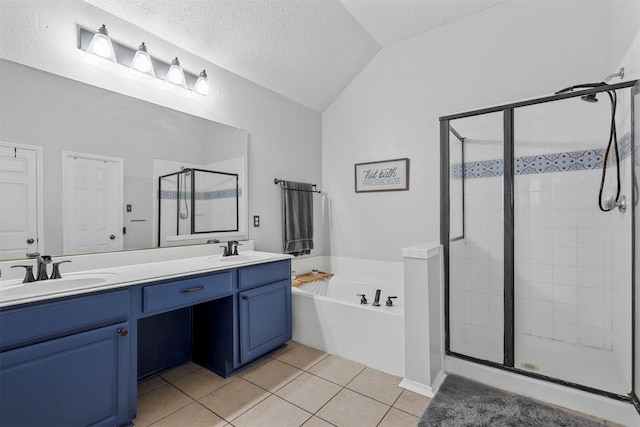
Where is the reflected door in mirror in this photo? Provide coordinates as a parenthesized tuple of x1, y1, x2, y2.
(62, 152, 123, 255)
(0, 144, 40, 260)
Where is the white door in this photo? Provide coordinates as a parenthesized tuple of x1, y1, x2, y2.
(0, 144, 41, 260)
(62, 152, 123, 254)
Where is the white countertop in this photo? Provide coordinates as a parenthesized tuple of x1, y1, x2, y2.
(0, 251, 292, 308)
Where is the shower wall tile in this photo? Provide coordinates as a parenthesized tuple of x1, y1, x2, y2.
(553, 303, 577, 324)
(553, 285, 578, 305)
(578, 326, 605, 349)
(553, 322, 578, 344)
(530, 318, 553, 339)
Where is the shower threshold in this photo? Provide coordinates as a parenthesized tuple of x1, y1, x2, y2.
(451, 324, 629, 396)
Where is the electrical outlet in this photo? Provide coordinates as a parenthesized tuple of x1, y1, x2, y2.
(253, 215, 260, 227)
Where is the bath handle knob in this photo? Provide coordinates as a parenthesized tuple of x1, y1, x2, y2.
(242, 295, 249, 300)
(386, 296, 397, 307)
(357, 294, 367, 304)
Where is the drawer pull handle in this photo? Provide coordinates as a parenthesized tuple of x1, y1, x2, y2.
(242, 295, 249, 300)
(118, 328, 128, 337)
(181, 286, 204, 293)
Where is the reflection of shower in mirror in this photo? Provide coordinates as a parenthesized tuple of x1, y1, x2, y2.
(179, 167, 191, 220)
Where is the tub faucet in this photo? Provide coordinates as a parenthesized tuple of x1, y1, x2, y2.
(372, 289, 381, 307)
(357, 294, 367, 304)
(386, 296, 397, 307)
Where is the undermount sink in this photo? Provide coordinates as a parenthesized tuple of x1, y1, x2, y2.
(54, 272, 121, 287)
(0, 272, 121, 295)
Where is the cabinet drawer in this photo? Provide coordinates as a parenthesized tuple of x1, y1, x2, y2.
(0, 290, 130, 350)
(238, 260, 291, 290)
(143, 271, 232, 313)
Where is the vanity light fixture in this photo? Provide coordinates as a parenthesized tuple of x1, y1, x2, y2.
(129, 42, 156, 79)
(86, 24, 117, 64)
(193, 70, 209, 95)
(165, 57, 187, 90)
(79, 26, 211, 95)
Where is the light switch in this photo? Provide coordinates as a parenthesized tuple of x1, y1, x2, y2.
(126, 204, 132, 212)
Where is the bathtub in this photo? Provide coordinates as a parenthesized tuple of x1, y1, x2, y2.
(291, 258, 405, 377)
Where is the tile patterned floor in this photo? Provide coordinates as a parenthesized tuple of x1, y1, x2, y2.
(134, 341, 431, 427)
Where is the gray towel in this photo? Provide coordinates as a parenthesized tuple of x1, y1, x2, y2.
(282, 181, 314, 256)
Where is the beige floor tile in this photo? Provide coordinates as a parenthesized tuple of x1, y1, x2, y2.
(308, 355, 365, 386)
(149, 402, 226, 427)
(232, 395, 312, 427)
(269, 340, 299, 358)
(346, 367, 403, 405)
(133, 384, 193, 427)
(172, 367, 236, 399)
(275, 344, 328, 370)
(198, 378, 269, 421)
(316, 388, 390, 427)
(393, 389, 431, 418)
(276, 372, 342, 413)
(237, 355, 272, 375)
(160, 361, 202, 383)
(240, 358, 304, 392)
(138, 376, 168, 396)
(378, 407, 420, 427)
(302, 416, 334, 427)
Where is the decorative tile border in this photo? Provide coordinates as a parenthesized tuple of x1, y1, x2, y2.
(160, 188, 242, 200)
(452, 132, 632, 179)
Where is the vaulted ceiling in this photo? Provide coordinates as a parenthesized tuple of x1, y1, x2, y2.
(83, 0, 506, 112)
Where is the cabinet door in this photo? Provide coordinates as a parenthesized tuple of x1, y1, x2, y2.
(1, 322, 130, 427)
(239, 279, 291, 364)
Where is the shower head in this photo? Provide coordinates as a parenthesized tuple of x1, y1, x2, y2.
(580, 94, 599, 103)
(554, 68, 624, 97)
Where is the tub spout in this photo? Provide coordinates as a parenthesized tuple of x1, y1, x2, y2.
(373, 289, 381, 307)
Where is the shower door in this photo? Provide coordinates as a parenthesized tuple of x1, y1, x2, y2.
(441, 79, 638, 400)
(513, 93, 632, 396)
(633, 80, 640, 412)
(446, 111, 506, 365)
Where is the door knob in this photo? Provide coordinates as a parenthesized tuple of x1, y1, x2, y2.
(118, 328, 128, 336)
(26, 238, 34, 244)
(109, 234, 116, 240)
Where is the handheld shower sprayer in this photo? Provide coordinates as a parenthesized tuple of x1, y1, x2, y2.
(554, 68, 625, 213)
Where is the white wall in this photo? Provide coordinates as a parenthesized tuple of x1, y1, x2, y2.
(0, 0, 322, 256)
(322, 0, 638, 262)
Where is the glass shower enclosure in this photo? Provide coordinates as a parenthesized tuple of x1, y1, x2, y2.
(440, 79, 638, 403)
(158, 168, 239, 246)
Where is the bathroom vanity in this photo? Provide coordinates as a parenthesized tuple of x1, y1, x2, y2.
(0, 252, 292, 426)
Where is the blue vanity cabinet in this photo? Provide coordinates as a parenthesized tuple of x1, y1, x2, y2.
(0, 290, 131, 427)
(238, 260, 292, 364)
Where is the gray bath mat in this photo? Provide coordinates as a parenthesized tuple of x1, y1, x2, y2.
(419, 375, 605, 426)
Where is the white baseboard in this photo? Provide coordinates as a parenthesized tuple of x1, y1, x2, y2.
(399, 370, 446, 398)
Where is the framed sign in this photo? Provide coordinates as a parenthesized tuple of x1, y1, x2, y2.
(355, 158, 410, 193)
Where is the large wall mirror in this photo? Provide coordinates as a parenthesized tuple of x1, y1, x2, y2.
(0, 59, 248, 261)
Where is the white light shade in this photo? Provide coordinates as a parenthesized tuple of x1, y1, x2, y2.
(165, 57, 187, 90)
(129, 42, 155, 78)
(193, 70, 209, 95)
(86, 25, 117, 64)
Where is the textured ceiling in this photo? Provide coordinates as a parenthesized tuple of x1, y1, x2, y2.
(82, 0, 506, 112)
